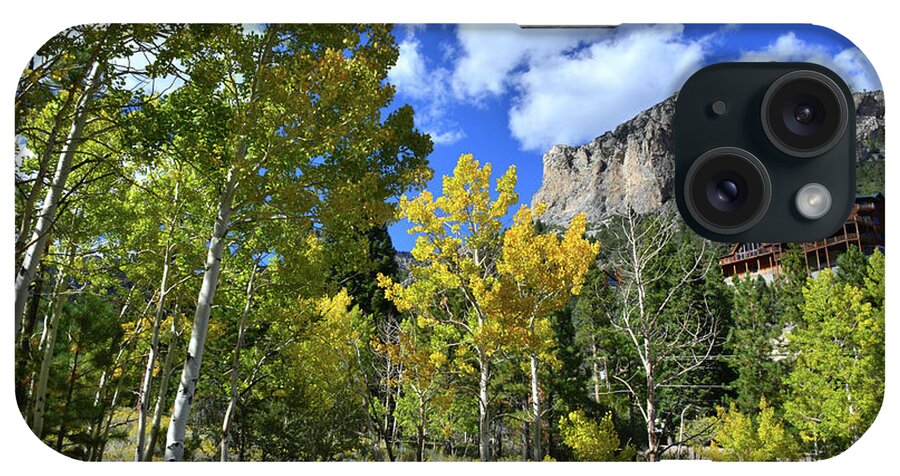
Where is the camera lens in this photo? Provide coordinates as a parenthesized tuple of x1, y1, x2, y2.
(761, 70, 849, 158)
(684, 147, 771, 234)
(715, 180, 739, 203)
(708, 173, 747, 212)
(793, 104, 815, 124)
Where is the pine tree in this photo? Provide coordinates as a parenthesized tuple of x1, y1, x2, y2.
(835, 244, 868, 288)
(725, 276, 788, 412)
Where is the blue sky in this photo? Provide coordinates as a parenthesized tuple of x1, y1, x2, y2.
(384, 23, 881, 251)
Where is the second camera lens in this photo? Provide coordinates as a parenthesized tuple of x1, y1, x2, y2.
(761, 70, 849, 158)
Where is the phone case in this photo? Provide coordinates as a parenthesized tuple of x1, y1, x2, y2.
(13, 23, 884, 462)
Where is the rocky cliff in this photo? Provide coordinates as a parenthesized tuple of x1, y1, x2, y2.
(394, 251, 416, 282)
(532, 91, 885, 229)
(855, 91, 885, 162)
(531, 95, 677, 229)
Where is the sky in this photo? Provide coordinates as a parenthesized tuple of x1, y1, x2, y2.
(384, 23, 882, 251)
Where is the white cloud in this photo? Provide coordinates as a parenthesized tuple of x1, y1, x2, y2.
(495, 25, 707, 151)
(389, 38, 431, 100)
(451, 24, 609, 102)
(391, 25, 880, 153)
(738, 32, 881, 92)
(388, 36, 465, 145)
(392, 25, 709, 151)
(428, 129, 467, 145)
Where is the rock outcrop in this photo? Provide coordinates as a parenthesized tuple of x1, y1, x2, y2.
(393, 251, 416, 282)
(533, 91, 885, 229)
(854, 91, 885, 162)
(531, 95, 677, 229)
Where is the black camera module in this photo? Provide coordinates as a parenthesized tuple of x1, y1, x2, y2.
(675, 62, 855, 242)
(761, 70, 849, 158)
(683, 147, 771, 234)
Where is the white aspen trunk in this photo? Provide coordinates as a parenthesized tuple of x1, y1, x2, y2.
(21, 263, 48, 416)
(87, 364, 117, 460)
(14, 60, 103, 337)
(16, 94, 74, 264)
(87, 362, 114, 458)
(416, 394, 426, 462)
(478, 350, 491, 462)
(87, 370, 108, 442)
(144, 182, 184, 461)
(137, 180, 181, 461)
(31, 272, 67, 438)
(591, 338, 601, 403)
(646, 357, 658, 462)
(20, 266, 43, 346)
(604, 358, 611, 393)
(221, 266, 257, 462)
(144, 310, 179, 461)
(383, 355, 394, 457)
(165, 165, 239, 461)
(391, 363, 402, 447)
(530, 352, 542, 460)
(135, 253, 171, 461)
(16, 129, 53, 258)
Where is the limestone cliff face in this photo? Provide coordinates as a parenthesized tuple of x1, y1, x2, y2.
(854, 91, 885, 162)
(531, 95, 677, 229)
(532, 92, 885, 229)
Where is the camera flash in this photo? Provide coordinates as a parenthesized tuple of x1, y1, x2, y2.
(795, 183, 832, 220)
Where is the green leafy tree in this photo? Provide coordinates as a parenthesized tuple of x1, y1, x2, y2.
(161, 24, 432, 460)
(378, 154, 519, 461)
(231, 289, 373, 461)
(375, 319, 448, 461)
(559, 410, 635, 461)
(864, 250, 885, 309)
(15, 24, 183, 336)
(38, 292, 125, 458)
(705, 397, 799, 461)
(482, 203, 600, 459)
(545, 304, 605, 460)
(784, 268, 884, 457)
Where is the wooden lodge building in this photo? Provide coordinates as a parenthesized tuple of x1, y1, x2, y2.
(719, 194, 885, 282)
